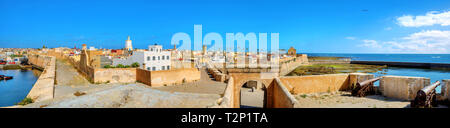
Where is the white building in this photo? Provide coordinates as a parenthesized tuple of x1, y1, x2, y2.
(112, 44, 171, 71)
(125, 36, 133, 51)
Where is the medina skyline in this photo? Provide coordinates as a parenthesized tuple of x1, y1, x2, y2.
(1, 0, 449, 53)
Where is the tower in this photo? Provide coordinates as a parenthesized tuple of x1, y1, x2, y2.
(202, 45, 207, 55)
(125, 36, 133, 51)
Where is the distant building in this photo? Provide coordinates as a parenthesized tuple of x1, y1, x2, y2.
(89, 46, 97, 51)
(80, 44, 104, 68)
(202, 45, 207, 55)
(113, 44, 171, 71)
(125, 36, 133, 51)
(288, 47, 296, 56)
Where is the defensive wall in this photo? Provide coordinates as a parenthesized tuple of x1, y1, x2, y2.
(279, 54, 309, 76)
(379, 76, 430, 100)
(442, 80, 450, 102)
(27, 54, 56, 102)
(37, 50, 200, 86)
(213, 76, 300, 108)
(136, 68, 201, 87)
(214, 72, 449, 108)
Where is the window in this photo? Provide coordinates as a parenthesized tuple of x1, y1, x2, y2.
(158, 56, 160, 60)
(162, 66, 165, 70)
(153, 56, 156, 60)
(147, 56, 150, 61)
(162, 56, 165, 60)
(147, 67, 150, 70)
(152, 67, 156, 71)
(167, 65, 170, 70)
(150, 48, 153, 51)
(167, 56, 169, 60)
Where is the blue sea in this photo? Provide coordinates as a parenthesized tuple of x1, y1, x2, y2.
(0, 69, 41, 107)
(306, 53, 450, 94)
(307, 53, 450, 64)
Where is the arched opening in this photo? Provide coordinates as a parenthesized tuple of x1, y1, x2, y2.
(239, 80, 267, 108)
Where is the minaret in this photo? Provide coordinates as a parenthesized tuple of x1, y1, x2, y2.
(202, 45, 207, 55)
(125, 36, 133, 51)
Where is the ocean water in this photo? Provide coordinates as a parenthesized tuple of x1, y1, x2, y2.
(0, 69, 41, 107)
(306, 53, 450, 93)
(306, 53, 450, 64)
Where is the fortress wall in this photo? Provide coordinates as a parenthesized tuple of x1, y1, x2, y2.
(442, 80, 450, 101)
(136, 68, 152, 85)
(380, 76, 430, 100)
(150, 68, 200, 87)
(267, 78, 300, 108)
(207, 64, 228, 82)
(137, 68, 201, 87)
(279, 54, 309, 76)
(212, 77, 235, 108)
(279, 73, 373, 95)
(279, 74, 350, 94)
(93, 68, 136, 84)
(349, 73, 374, 88)
(27, 55, 55, 102)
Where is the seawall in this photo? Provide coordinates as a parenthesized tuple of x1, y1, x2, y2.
(351, 61, 450, 69)
(27, 55, 56, 102)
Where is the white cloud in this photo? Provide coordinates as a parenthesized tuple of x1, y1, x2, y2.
(360, 40, 382, 48)
(397, 11, 450, 27)
(384, 27, 392, 31)
(345, 37, 356, 40)
(360, 30, 450, 53)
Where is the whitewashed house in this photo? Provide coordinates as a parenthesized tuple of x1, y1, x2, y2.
(112, 44, 171, 71)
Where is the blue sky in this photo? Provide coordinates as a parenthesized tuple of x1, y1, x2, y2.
(1, 0, 449, 53)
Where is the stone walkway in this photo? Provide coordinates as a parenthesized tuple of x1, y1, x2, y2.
(152, 68, 227, 95)
(55, 59, 91, 87)
(24, 84, 220, 108)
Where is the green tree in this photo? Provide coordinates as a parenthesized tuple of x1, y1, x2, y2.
(104, 65, 114, 68)
(116, 64, 125, 68)
(131, 62, 140, 68)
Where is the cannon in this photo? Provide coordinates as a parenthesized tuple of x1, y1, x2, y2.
(351, 77, 381, 97)
(410, 81, 440, 108)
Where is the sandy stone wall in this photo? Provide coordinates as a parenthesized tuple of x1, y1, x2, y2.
(136, 68, 151, 85)
(349, 73, 374, 88)
(267, 78, 300, 108)
(27, 55, 55, 102)
(279, 54, 309, 76)
(137, 68, 201, 87)
(213, 77, 235, 108)
(214, 77, 300, 108)
(442, 79, 450, 101)
(93, 68, 136, 83)
(279, 74, 352, 94)
(380, 76, 430, 101)
(28, 54, 52, 68)
(207, 67, 227, 82)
